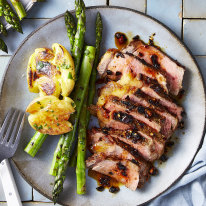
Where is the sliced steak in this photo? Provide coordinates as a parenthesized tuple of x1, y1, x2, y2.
(141, 85, 183, 121)
(97, 49, 117, 76)
(97, 50, 168, 92)
(103, 127, 164, 161)
(86, 155, 141, 190)
(97, 107, 165, 161)
(104, 95, 170, 136)
(88, 128, 136, 160)
(122, 39, 185, 96)
(123, 89, 179, 136)
(87, 129, 152, 187)
(97, 106, 166, 143)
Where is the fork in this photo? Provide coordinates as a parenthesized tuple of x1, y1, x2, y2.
(0, 108, 25, 206)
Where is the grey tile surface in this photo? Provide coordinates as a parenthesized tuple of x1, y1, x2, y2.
(183, 19, 206, 55)
(0, 160, 32, 201)
(0, 19, 48, 55)
(110, 0, 146, 12)
(33, 189, 52, 202)
(0, 56, 10, 82)
(183, 0, 206, 18)
(27, 0, 107, 18)
(147, 0, 182, 37)
(0, 1, 206, 206)
(195, 56, 206, 82)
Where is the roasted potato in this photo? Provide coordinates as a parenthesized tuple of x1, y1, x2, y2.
(27, 43, 75, 97)
(26, 96, 75, 135)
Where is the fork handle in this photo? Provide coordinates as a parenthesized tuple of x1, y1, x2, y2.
(0, 159, 22, 206)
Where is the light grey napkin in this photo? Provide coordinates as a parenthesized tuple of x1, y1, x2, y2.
(148, 134, 206, 206)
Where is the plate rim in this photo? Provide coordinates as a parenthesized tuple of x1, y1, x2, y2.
(1, 5, 205, 206)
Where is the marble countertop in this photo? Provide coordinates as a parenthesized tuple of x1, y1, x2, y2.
(0, 0, 206, 205)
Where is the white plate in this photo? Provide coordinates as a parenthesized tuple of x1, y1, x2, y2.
(0, 6, 205, 206)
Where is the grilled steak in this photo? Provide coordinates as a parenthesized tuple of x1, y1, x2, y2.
(141, 85, 183, 121)
(104, 95, 168, 135)
(97, 50, 168, 92)
(124, 89, 179, 134)
(87, 35, 185, 191)
(86, 154, 143, 190)
(122, 39, 185, 96)
(88, 127, 163, 161)
(96, 108, 165, 161)
(88, 128, 136, 160)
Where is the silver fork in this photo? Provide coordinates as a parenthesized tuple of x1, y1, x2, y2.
(0, 108, 25, 206)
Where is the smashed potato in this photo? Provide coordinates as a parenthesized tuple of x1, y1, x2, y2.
(27, 43, 75, 97)
(26, 96, 75, 135)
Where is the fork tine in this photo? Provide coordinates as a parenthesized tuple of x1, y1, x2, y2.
(12, 112, 25, 151)
(8, 111, 25, 146)
(0, 108, 15, 142)
(2, 109, 20, 145)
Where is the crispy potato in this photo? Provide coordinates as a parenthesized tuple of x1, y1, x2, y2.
(27, 43, 75, 97)
(26, 96, 75, 135)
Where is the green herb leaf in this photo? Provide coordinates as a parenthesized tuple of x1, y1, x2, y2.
(68, 72, 73, 79)
(37, 61, 44, 71)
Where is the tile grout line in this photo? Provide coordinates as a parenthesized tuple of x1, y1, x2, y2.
(24, 17, 51, 20)
(181, 0, 184, 40)
(32, 188, 34, 201)
(145, 0, 147, 14)
(183, 17, 206, 20)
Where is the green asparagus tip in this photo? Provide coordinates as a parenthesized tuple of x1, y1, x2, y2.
(75, 0, 85, 18)
(0, 39, 8, 53)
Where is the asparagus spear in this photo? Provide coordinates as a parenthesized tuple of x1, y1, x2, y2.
(72, 0, 86, 75)
(75, 13, 103, 194)
(10, 0, 26, 20)
(49, 135, 65, 176)
(0, 38, 7, 53)
(24, 132, 48, 157)
(69, 12, 103, 167)
(0, 20, 7, 36)
(86, 12, 103, 121)
(0, 0, 23, 33)
(0, 39, 8, 53)
(65, 10, 76, 50)
(76, 95, 87, 194)
(69, 143, 77, 167)
(52, 46, 96, 203)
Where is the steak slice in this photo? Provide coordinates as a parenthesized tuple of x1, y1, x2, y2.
(97, 49, 168, 92)
(97, 107, 165, 161)
(104, 95, 167, 135)
(87, 129, 152, 187)
(88, 127, 161, 162)
(86, 154, 142, 190)
(141, 85, 183, 121)
(122, 38, 185, 96)
(97, 49, 117, 76)
(88, 128, 136, 160)
(97, 106, 166, 143)
(105, 127, 163, 161)
(124, 89, 179, 136)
